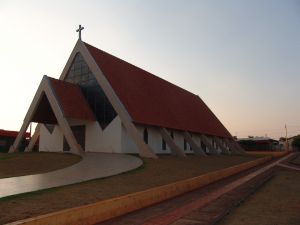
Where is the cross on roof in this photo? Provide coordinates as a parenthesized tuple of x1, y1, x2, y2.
(76, 25, 84, 40)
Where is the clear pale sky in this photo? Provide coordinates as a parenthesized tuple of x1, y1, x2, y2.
(0, 0, 299, 139)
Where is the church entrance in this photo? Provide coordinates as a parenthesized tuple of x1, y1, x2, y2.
(63, 125, 86, 152)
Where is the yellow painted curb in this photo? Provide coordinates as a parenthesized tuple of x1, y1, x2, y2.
(246, 151, 289, 158)
(8, 156, 273, 225)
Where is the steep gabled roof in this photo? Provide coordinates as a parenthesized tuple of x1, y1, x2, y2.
(49, 78, 95, 121)
(84, 42, 232, 138)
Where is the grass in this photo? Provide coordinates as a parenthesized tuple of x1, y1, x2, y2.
(217, 168, 300, 225)
(0, 152, 81, 178)
(0, 154, 259, 224)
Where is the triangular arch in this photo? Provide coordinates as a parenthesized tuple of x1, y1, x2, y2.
(9, 76, 93, 156)
(57, 40, 157, 158)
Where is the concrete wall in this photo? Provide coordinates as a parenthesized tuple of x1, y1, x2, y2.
(39, 125, 63, 152)
(121, 125, 139, 154)
(84, 117, 122, 153)
(121, 125, 173, 154)
(40, 118, 227, 155)
(39, 116, 122, 153)
(121, 125, 220, 155)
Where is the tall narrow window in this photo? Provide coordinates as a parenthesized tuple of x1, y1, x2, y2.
(162, 138, 166, 150)
(143, 128, 148, 144)
(184, 139, 187, 150)
(201, 141, 206, 151)
(170, 131, 174, 139)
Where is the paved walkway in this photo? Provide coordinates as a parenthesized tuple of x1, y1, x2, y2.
(0, 153, 142, 199)
(278, 162, 300, 171)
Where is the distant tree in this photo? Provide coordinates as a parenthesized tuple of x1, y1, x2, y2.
(292, 135, 300, 149)
(279, 137, 287, 142)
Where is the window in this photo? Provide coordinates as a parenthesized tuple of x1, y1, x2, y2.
(189, 133, 193, 150)
(44, 124, 55, 134)
(212, 140, 216, 148)
(65, 53, 117, 129)
(143, 128, 148, 144)
(184, 139, 187, 150)
(170, 131, 174, 139)
(162, 138, 166, 150)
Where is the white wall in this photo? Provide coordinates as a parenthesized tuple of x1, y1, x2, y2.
(39, 116, 122, 153)
(40, 117, 227, 155)
(39, 124, 63, 152)
(85, 116, 122, 153)
(121, 125, 173, 154)
(121, 124, 139, 154)
(172, 130, 194, 154)
(121, 124, 206, 154)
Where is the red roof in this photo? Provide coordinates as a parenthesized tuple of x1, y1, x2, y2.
(49, 78, 96, 121)
(84, 42, 232, 138)
(0, 129, 30, 138)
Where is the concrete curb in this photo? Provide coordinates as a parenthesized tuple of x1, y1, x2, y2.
(246, 151, 289, 158)
(8, 156, 273, 225)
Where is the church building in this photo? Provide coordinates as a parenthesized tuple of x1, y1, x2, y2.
(10, 29, 244, 158)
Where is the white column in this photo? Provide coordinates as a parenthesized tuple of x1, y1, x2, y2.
(160, 128, 186, 157)
(184, 131, 206, 156)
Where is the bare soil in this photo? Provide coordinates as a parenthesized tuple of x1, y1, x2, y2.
(217, 168, 300, 225)
(0, 154, 259, 224)
(291, 153, 300, 165)
(0, 152, 81, 178)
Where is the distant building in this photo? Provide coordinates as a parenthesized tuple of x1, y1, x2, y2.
(237, 136, 279, 151)
(279, 135, 300, 151)
(0, 130, 30, 153)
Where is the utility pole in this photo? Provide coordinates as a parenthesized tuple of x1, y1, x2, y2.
(285, 124, 288, 151)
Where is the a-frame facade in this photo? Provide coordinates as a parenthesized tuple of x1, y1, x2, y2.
(11, 40, 244, 158)
(9, 76, 90, 156)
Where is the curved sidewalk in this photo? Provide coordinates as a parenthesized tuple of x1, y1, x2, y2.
(0, 153, 142, 199)
(278, 163, 300, 171)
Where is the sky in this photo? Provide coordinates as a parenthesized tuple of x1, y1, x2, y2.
(0, 0, 299, 139)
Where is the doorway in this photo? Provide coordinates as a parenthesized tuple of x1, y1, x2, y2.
(63, 125, 86, 151)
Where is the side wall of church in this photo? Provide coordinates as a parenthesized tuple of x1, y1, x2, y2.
(121, 124, 220, 155)
(39, 116, 123, 153)
(84, 116, 122, 153)
(39, 125, 64, 152)
(39, 119, 224, 154)
(121, 125, 139, 154)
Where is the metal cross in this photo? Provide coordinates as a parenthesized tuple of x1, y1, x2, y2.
(76, 25, 84, 40)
